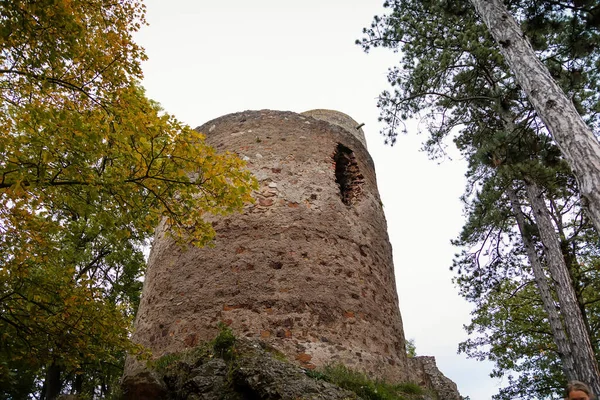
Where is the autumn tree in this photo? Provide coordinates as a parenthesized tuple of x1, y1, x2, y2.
(0, 1, 256, 398)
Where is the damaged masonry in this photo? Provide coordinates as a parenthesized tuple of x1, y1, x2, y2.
(122, 109, 461, 400)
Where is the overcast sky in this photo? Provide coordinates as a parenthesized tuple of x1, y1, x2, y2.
(135, 1, 504, 398)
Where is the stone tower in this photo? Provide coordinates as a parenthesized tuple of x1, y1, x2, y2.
(123, 109, 459, 398)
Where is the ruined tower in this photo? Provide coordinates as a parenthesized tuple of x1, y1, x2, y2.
(123, 109, 459, 398)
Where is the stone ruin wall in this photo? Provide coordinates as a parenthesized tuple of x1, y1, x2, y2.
(123, 109, 461, 399)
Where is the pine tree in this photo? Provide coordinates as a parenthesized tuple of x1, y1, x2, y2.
(468, 0, 600, 238)
(360, 0, 600, 396)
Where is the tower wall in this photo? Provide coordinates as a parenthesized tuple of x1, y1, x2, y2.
(125, 109, 409, 383)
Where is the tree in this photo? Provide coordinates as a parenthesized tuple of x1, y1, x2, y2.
(406, 338, 417, 357)
(507, 184, 575, 382)
(453, 161, 600, 398)
(468, 0, 600, 242)
(524, 180, 600, 394)
(459, 259, 600, 400)
(0, 1, 257, 398)
(359, 0, 600, 396)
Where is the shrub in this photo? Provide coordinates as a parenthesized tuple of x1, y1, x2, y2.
(211, 323, 237, 361)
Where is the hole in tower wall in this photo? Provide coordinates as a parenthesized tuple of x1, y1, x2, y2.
(333, 143, 364, 206)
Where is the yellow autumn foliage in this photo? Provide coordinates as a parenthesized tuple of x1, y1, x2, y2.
(0, 0, 256, 397)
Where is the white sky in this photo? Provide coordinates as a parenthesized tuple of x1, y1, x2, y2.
(135, 1, 503, 398)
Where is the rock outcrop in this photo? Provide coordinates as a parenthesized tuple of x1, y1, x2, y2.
(408, 357, 462, 400)
(123, 336, 438, 400)
(155, 339, 360, 400)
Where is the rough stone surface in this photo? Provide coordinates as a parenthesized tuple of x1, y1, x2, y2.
(301, 109, 368, 149)
(123, 109, 461, 400)
(163, 358, 233, 399)
(120, 367, 168, 400)
(232, 340, 360, 399)
(124, 337, 443, 400)
(137, 338, 361, 400)
(408, 357, 462, 400)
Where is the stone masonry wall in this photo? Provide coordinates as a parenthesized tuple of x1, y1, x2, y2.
(123, 109, 420, 395)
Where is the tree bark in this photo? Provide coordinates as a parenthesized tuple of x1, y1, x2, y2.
(74, 373, 83, 395)
(468, 0, 600, 236)
(524, 180, 600, 394)
(553, 209, 594, 348)
(507, 185, 576, 381)
(41, 362, 61, 400)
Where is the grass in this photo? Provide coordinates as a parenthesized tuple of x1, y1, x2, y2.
(152, 345, 210, 374)
(306, 364, 425, 400)
(154, 323, 237, 373)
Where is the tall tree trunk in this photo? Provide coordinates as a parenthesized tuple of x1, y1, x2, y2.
(41, 362, 61, 400)
(559, 235, 594, 348)
(524, 180, 600, 394)
(507, 185, 577, 380)
(549, 198, 593, 341)
(73, 373, 83, 395)
(468, 0, 600, 236)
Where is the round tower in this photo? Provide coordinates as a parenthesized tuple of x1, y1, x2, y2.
(124, 109, 409, 389)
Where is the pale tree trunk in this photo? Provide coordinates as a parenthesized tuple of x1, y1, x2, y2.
(549, 198, 594, 346)
(524, 180, 600, 394)
(468, 0, 600, 236)
(507, 185, 576, 381)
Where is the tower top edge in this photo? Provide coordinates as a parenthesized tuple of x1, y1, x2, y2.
(195, 109, 368, 150)
(301, 109, 367, 149)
